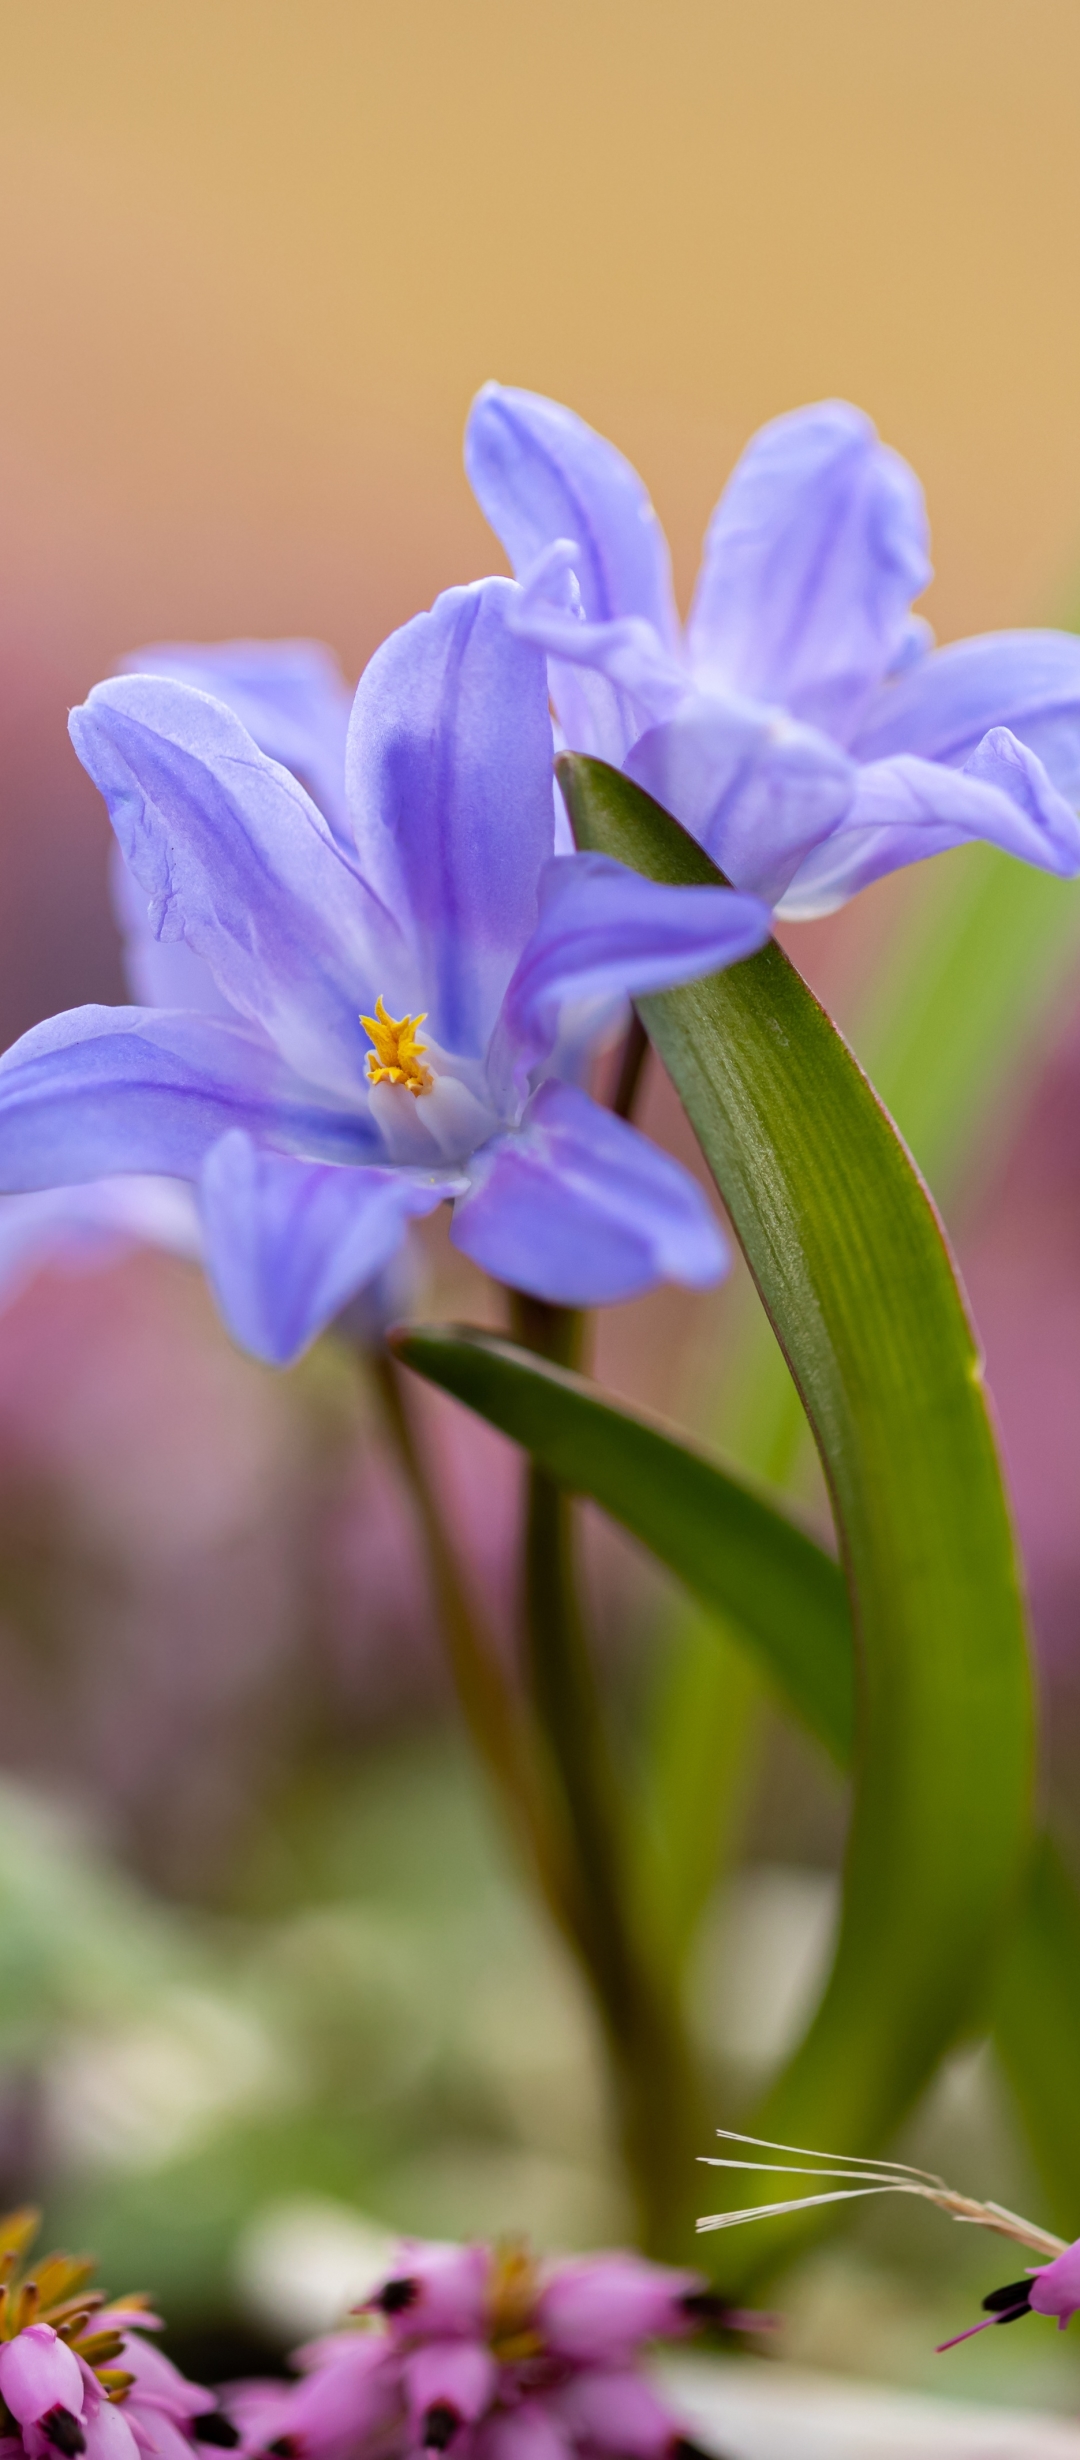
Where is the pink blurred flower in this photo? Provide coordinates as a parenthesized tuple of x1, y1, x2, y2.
(0, 2312, 227, 2460)
(223, 2238, 757, 2460)
(534, 2256, 702, 2365)
(0, 2215, 235, 2460)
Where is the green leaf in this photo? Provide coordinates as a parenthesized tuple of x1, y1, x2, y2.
(676, 840, 1080, 1519)
(558, 752, 1033, 2278)
(994, 1834, 1080, 2238)
(394, 1326, 854, 1763)
(643, 843, 1080, 1954)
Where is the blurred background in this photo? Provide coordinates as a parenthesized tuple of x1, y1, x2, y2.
(3, 0, 1080, 2418)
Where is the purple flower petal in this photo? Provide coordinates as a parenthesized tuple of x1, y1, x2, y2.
(109, 841, 235, 1016)
(465, 385, 679, 642)
(452, 1080, 727, 1304)
(467, 387, 681, 763)
(70, 674, 391, 1102)
(346, 580, 555, 1059)
(506, 542, 687, 760)
(687, 400, 931, 743)
(780, 727, 1080, 917)
(199, 1133, 453, 1365)
(625, 692, 856, 903)
(851, 627, 1080, 802)
(491, 851, 770, 1096)
(0, 1007, 372, 1189)
(119, 638, 354, 845)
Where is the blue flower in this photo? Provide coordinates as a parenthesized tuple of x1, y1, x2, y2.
(0, 637, 361, 1322)
(111, 633, 356, 1006)
(465, 388, 1080, 916)
(0, 582, 770, 1365)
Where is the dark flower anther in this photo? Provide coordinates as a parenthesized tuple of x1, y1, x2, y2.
(981, 2280, 1033, 2318)
(42, 2411, 85, 2456)
(192, 2418, 241, 2446)
(679, 2291, 727, 2326)
(376, 2279, 419, 2316)
(422, 2405, 460, 2450)
(266, 2440, 299, 2456)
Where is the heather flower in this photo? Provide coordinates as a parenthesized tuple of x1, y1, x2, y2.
(0, 2206, 234, 2460)
(0, 580, 770, 1365)
(223, 2239, 747, 2460)
(465, 387, 1080, 916)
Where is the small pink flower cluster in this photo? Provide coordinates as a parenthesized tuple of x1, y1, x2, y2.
(228, 2240, 746, 2460)
(0, 2207, 236, 2460)
(0, 2314, 236, 2460)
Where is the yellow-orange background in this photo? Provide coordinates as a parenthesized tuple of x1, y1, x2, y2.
(3, 0, 1079, 1041)
(2, 2, 1080, 702)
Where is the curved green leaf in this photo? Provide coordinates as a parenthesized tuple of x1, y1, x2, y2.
(394, 1325, 853, 1762)
(994, 1834, 1080, 2238)
(558, 752, 1033, 2280)
(704, 841, 1080, 1528)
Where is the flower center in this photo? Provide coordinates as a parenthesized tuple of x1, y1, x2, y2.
(485, 2241, 542, 2364)
(361, 997, 433, 1098)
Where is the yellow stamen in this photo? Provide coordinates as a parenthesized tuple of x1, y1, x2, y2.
(486, 2239, 542, 2362)
(360, 995, 433, 1097)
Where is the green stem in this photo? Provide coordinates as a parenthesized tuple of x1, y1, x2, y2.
(369, 1350, 573, 1939)
(509, 1293, 708, 2258)
(611, 1009, 650, 1121)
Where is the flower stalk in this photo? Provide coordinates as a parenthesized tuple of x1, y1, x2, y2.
(368, 1348, 573, 1937)
(509, 1292, 709, 2260)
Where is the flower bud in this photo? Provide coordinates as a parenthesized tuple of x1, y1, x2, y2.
(370, 2246, 488, 2343)
(0, 2331, 85, 2429)
(405, 2343, 496, 2448)
(536, 2257, 704, 2363)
